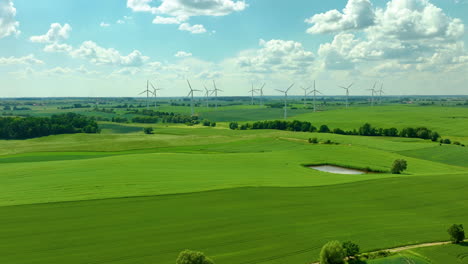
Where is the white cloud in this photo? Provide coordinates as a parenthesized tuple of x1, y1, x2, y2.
(100, 22, 110, 27)
(44, 43, 73, 53)
(178, 23, 206, 34)
(153, 15, 187, 24)
(70, 41, 150, 67)
(306, 0, 375, 34)
(30, 23, 72, 43)
(237, 39, 315, 74)
(175, 51, 192, 57)
(0, 0, 20, 38)
(116, 19, 125, 24)
(127, 0, 155, 12)
(45, 67, 74, 75)
(0, 54, 44, 65)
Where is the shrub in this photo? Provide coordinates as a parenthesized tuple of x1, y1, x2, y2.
(391, 159, 408, 174)
(229, 122, 239, 130)
(320, 240, 345, 264)
(143, 127, 154, 134)
(308, 137, 318, 144)
(448, 224, 465, 244)
(342, 241, 360, 258)
(319, 125, 330, 133)
(443, 138, 452, 144)
(210, 122, 216, 127)
(453, 141, 461, 146)
(176, 250, 214, 264)
(202, 120, 211, 126)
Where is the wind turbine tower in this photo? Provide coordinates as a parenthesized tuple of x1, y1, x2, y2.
(255, 83, 266, 106)
(139, 80, 154, 110)
(339, 83, 353, 109)
(186, 80, 201, 116)
(275, 83, 294, 119)
(211, 80, 223, 109)
(203, 84, 211, 108)
(308, 80, 322, 112)
(378, 83, 385, 104)
(301, 86, 311, 107)
(368, 82, 377, 107)
(249, 83, 257, 105)
(150, 81, 161, 110)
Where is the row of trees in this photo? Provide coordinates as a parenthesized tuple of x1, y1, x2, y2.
(229, 120, 442, 141)
(0, 113, 99, 139)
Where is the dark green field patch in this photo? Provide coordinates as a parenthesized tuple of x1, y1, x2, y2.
(99, 123, 144, 134)
(1, 174, 468, 264)
(399, 145, 468, 167)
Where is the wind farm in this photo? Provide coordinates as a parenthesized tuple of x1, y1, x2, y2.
(2, 1, 468, 264)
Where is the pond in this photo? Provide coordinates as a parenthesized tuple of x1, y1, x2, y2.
(309, 165, 368, 175)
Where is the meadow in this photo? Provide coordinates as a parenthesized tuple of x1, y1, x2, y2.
(0, 101, 467, 264)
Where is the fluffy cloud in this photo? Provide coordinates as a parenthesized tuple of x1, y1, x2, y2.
(153, 15, 187, 24)
(312, 0, 467, 73)
(30, 23, 72, 43)
(0, 54, 43, 65)
(100, 22, 110, 27)
(178, 23, 206, 34)
(70, 41, 149, 67)
(175, 51, 192, 57)
(237, 39, 315, 74)
(0, 0, 20, 38)
(306, 0, 375, 34)
(44, 43, 73, 53)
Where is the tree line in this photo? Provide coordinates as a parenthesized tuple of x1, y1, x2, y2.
(0, 113, 99, 140)
(229, 120, 442, 141)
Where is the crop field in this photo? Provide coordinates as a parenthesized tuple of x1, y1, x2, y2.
(0, 104, 468, 264)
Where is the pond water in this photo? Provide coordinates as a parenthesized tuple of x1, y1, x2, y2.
(309, 165, 367, 175)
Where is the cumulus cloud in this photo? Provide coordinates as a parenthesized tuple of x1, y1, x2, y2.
(0, 0, 20, 38)
(30, 23, 72, 43)
(175, 51, 192, 57)
(0, 54, 44, 65)
(178, 23, 206, 34)
(70, 41, 149, 67)
(312, 0, 467, 73)
(153, 15, 187, 24)
(100, 22, 110, 27)
(306, 0, 375, 34)
(43, 43, 73, 53)
(237, 39, 315, 74)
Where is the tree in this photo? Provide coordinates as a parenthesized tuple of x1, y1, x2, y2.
(342, 241, 360, 258)
(143, 127, 154, 134)
(176, 250, 215, 264)
(391, 159, 407, 174)
(319, 125, 330, 133)
(448, 224, 465, 244)
(229, 122, 238, 130)
(320, 240, 345, 264)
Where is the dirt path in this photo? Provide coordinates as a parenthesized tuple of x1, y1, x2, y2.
(310, 240, 459, 264)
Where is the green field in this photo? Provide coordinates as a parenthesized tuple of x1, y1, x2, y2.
(0, 104, 467, 264)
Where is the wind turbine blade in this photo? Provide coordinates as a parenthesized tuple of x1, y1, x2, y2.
(339, 86, 348, 89)
(260, 83, 266, 90)
(139, 91, 146, 95)
(348, 83, 354, 89)
(187, 79, 192, 90)
(275, 89, 285, 93)
(187, 91, 192, 97)
(286, 83, 294, 92)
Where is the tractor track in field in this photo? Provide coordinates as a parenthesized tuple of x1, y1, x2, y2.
(309, 240, 464, 264)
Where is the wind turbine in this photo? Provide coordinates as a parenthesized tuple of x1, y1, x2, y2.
(203, 84, 211, 108)
(275, 83, 294, 119)
(308, 80, 322, 112)
(249, 83, 257, 105)
(139, 80, 154, 110)
(378, 83, 385, 104)
(301, 86, 311, 107)
(255, 83, 266, 106)
(339, 83, 353, 109)
(211, 80, 223, 109)
(150, 81, 161, 110)
(367, 82, 377, 107)
(187, 80, 201, 116)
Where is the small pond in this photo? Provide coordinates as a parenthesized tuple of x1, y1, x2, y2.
(309, 165, 367, 175)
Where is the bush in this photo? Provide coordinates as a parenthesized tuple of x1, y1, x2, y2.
(143, 127, 154, 134)
(448, 224, 465, 244)
(320, 240, 345, 264)
(229, 122, 238, 130)
(202, 120, 211, 126)
(308, 137, 318, 144)
(176, 250, 214, 264)
(443, 138, 452, 144)
(453, 141, 461, 146)
(342, 241, 360, 258)
(391, 159, 408, 174)
(319, 124, 330, 133)
(210, 122, 216, 127)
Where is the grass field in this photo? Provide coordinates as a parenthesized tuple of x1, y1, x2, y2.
(0, 104, 467, 264)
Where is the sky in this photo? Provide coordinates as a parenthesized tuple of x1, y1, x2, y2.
(0, 0, 467, 97)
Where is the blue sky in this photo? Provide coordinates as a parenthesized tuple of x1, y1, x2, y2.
(0, 0, 467, 97)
